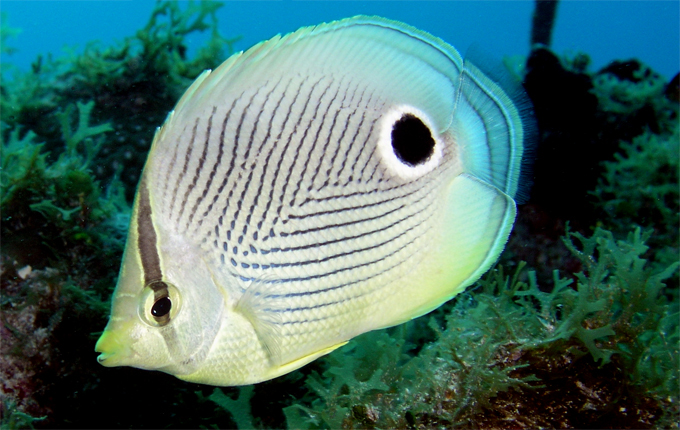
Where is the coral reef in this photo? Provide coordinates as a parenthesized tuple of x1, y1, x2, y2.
(0, 2, 677, 428)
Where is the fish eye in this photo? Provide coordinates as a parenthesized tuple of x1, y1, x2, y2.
(391, 113, 435, 166)
(139, 280, 181, 327)
(377, 105, 443, 181)
(151, 296, 172, 318)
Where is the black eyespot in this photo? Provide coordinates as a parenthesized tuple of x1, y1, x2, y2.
(391, 114, 435, 166)
(151, 296, 172, 318)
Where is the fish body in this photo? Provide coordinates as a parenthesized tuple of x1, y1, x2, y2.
(95, 16, 534, 386)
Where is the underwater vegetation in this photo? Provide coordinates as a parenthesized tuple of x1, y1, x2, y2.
(1, 2, 238, 200)
(1, 1, 678, 428)
(509, 47, 679, 289)
(276, 227, 679, 429)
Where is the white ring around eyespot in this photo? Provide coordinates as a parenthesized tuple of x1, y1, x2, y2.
(376, 104, 443, 181)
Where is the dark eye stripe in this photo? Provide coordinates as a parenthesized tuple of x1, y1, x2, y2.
(137, 179, 163, 285)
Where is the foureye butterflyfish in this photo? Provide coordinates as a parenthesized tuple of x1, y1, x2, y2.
(95, 16, 535, 386)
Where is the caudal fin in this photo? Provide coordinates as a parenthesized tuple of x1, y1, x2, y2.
(453, 54, 536, 203)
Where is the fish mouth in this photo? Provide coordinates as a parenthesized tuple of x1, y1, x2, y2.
(95, 329, 130, 367)
(96, 351, 117, 365)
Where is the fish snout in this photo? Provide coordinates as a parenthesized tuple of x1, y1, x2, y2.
(95, 324, 133, 367)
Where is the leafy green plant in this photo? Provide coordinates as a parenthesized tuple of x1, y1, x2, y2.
(273, 227, 679, 429)
(1, 100, 127, 282)
(593, 128, 679, 270)
(1, 1, 239, 198)
(200, 386, 256, 430)
(0, 398, 46, 430)
(562, 228, 679, 393)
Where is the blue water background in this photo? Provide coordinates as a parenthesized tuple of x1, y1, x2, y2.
(2, 1, 678, 80)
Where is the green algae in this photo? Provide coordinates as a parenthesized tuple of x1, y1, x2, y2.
(206, 227, 678, 429)
(594, 129, 679, 272)
(0, 398, 46, 430)
(200, 386, 256, 430)
(1, 100, 124, 277)
(268, 227, 678, 429)
(1, 1, 238, 199)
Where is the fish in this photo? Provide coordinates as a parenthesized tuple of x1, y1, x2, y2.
(95, 15, 535, 386)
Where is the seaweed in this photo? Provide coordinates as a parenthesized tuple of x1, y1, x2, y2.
(593, 129, 679, 272)
(1, 1, 239, 199)
(202, 228, 677, 429)
(0, 398, 46, 430)
(201, 386, 256, 430)
(0, 99, 124, 424)
(203, 229, 677, 429)
(62, 0, 239, 197)
(1, 100, 125, 282)
(272, 227, 678, 429)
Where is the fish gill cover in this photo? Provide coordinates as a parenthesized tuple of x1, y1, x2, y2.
(0, 1, 678, 428)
